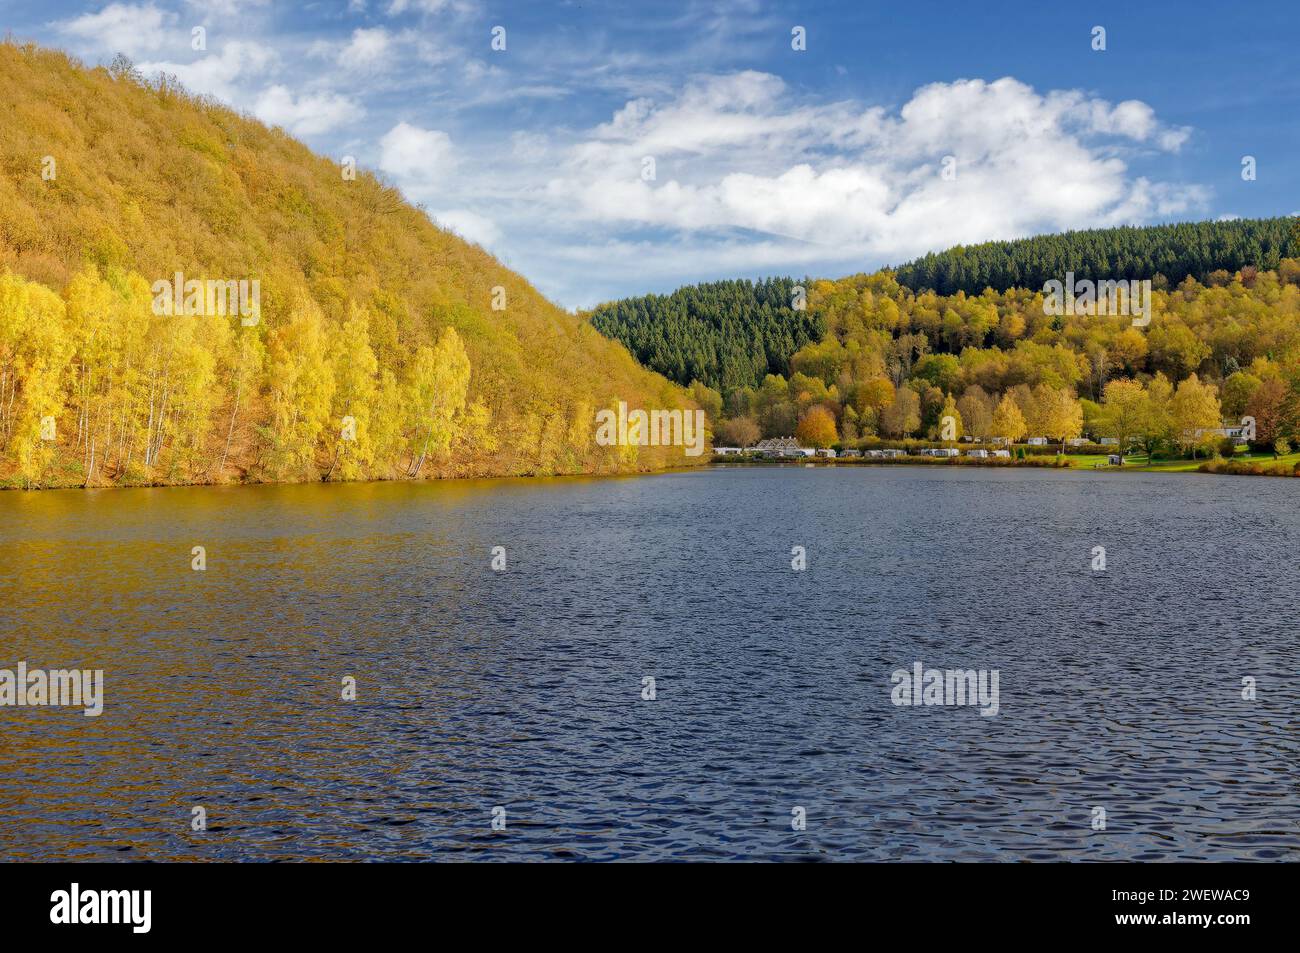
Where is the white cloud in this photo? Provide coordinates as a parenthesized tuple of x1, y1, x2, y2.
(52, 3, 175, 57)
(185, 0, 270, 15)
(545, 74, 1206, 264)
(311, 26, 449, 72)
(338, 28, 393, 72)
(253, 85, 364, 136)
(511, 131, 549, 162)
(386, 0, 478, 15)
(378, 121, 456, 184)
(435, 209, 501, 247)
(137, 41, 277, 102)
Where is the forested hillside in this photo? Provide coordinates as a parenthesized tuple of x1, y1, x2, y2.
(590, 223, 1300, 458)
(586, 278, 824, 394)
(0, 42, 702, 489)
(892, 217, 1297, 297)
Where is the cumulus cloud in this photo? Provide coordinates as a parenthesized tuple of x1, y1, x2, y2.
(52, 3, 176, 57)
(360, 70, 1208, 306)
(545, 73, 1205, 264)
(378, 121, 457, 184)
(253, 85, 364, 136)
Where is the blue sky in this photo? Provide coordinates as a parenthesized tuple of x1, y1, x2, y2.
(6, 0, 1299, 307)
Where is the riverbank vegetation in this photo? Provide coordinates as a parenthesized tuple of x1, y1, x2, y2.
(0, 42, 701, 489)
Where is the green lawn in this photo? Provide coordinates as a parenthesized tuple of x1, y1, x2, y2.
(1065, 450, 1300, 472)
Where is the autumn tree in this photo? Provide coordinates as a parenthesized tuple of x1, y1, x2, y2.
(1245, 377, 1287, 451)
(689, 380, 723, 425)
(1170, 374, 1223, 459)
(716, 416, 760, 447)
(796, 404, 838, 448)
(1037, 385, 1084, 454)
(990, 393, 1027, 447)
(1098, 378, 1146, 463)
(326, 304, 380, 481)
(937, 393, 963, 442)
(855, 377, 896, 416)
(1220, 371, 1261, 420)
(264, 296, 335, 480)
(879, 387, 921, 438)
(1148, 321, 1210, 380)
(407, 325, 471, 477)
(0, 273, 70, 486)
(1135, 373, 1174, 463)
(957, 385, 993, 440)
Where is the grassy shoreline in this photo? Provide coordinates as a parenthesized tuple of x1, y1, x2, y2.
(8, 451, 1297, 491)
(714, 450, 1300, 476)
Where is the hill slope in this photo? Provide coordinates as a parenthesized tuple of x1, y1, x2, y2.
(0, 42, 702, 488)
(585, 277, 823, 395)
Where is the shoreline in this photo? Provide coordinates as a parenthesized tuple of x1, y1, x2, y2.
(711, 454, 1300, 477)
(6, 452, 1297, 492)
(0, 461, 708, 494)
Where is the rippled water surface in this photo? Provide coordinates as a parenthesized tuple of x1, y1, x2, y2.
(1, 465, 1297, 861)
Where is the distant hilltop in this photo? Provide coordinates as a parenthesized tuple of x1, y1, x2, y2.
(891, 217, 1297, 296)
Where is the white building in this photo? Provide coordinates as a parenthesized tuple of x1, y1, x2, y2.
(1193, 425, 1249, 444)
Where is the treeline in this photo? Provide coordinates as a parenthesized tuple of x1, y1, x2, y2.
(721, 265, 1300, 458)
(892, 217, 1298, 296)
(733, 262, 1300, 452)
(586, 277, 825, 394)
(586, 214, 1300, 460)
(0, 42, 699, 488)
(594, 259, 1300, 460)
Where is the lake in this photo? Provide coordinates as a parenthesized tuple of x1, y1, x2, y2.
(1, 465, 1297, 861)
